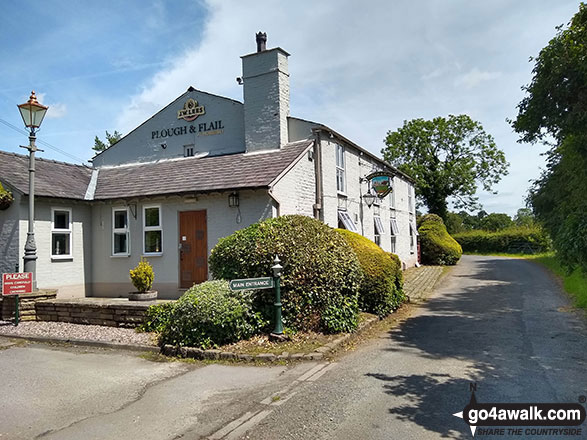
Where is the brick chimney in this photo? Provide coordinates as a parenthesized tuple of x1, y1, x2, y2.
(241, 32, 290, 152)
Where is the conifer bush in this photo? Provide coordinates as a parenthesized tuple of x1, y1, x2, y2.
(336, 229, 405, 317)
(418, 214, 462, 265)
(129, 258, 155, 292)
(209, 215, 363, 333)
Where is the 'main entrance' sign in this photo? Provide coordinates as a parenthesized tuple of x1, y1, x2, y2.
(229, 277, 274, 291)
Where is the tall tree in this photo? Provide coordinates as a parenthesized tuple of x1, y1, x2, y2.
(382, 114, 509, 220)
(512, 3, 587, 272)
(93, 130, 122, 152)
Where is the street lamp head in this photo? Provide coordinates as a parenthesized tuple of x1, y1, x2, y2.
(363, 189, 376, 208)
(17, 91, 48, 130)
(272, 255, 283, 278)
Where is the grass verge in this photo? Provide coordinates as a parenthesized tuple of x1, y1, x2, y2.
(529, 254, 587, 309)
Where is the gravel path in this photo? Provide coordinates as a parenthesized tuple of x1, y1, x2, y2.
(0, 320, 157, 346)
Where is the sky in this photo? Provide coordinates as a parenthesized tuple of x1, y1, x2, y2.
(0, 0, 581, 216)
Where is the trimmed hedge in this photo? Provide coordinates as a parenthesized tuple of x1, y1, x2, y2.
(209, 215, 363, 333)
(336, 229, 405, 317)
(418, 214, 462, 265)
(159, 280, 265, 349)
(453, 227, 551, 254)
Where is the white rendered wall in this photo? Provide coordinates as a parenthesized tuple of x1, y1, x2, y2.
(90, 190, 274, 299)
(18, 199, 93, 298)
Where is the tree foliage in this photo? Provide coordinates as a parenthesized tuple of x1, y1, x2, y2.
(512, 3, 587, 272)
(383, 115, 509, 220)
(93, 130, 122, 152)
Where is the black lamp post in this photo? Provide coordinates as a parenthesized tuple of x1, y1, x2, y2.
(17, 91, 48, 290)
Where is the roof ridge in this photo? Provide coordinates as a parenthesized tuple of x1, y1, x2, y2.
(0, 149, 92, 170)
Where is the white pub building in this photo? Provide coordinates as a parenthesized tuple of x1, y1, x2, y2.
(0, 33, 417, 299)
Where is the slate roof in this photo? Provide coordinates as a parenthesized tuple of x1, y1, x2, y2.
(0, 150, 93, 200)
(0, 140, 313, 201)
(94, 139, 313, 199)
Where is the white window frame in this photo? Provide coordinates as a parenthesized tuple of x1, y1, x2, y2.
(390, 235, 397, 253)
(336, 144, 346, 194)
(51, 207, 72, 259)
(410, 222, 416, 254)
(112, 207, 130, 256)
(374, 216, 385, 247)
(143, 205, 163, 255)
(408, 186, 414, 214)
(390, 219, 400, 236)
(390, 182, 396, 209)
(338, 210, 358, 233)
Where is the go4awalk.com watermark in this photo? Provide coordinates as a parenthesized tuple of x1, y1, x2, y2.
(453, 384, 586, 437)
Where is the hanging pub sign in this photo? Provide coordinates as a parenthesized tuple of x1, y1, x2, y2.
(365, 171, 394, 198)
(177, 98, 205, 121)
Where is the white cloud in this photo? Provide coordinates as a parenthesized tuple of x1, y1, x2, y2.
(33, 93, 67, 119)
(456, 68, 502, 89)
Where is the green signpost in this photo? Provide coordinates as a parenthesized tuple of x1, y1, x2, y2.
(229, 277, 274, 291)
(228, 255, 285, 338)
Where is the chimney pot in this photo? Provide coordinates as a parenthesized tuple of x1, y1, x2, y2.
(256, 31, 267, 52)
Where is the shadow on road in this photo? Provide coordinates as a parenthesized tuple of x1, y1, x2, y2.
(364, 257, 573, 439)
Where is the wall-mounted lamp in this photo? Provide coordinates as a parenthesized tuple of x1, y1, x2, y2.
(363, 188, 376, 208)
(228, 192, 240, 208)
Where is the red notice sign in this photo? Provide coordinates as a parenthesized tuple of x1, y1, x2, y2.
(2, 273, 32, 295)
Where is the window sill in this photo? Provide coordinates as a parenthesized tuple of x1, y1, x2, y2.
(337, 192, 348, 198)
(111, 254, 130, 258)
(51, 256, 73, 261)
(142, 253, 163, 257)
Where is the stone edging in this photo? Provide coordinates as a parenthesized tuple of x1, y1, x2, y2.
(161, 316, 379, 362)
(1, 333, 159, 353)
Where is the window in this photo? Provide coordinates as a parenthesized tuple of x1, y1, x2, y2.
(374, 216, 385, 247)
(390, 183, 396, 209)
(390, 219, 399, 254)
(51, 208, 72, 258)
(143, 205, 162, 254)
(184, 144, 194, 157)
(338, 210, 358, 233)
(336, 144, 346, 193)
(408, 186, 414, 214)
(410, 222, 417, 254)
(112, 207, 130, 256)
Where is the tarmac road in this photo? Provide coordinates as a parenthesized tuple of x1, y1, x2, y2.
(0, 255, 584, 439)
(237, 255, 587, 440)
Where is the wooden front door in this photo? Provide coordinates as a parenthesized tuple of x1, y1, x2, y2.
(179, 210, 208, 288)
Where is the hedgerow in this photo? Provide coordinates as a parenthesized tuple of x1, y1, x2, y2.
(418, 214, 462, 265)
(453, 227, 551, 254)
(336, 229, 405, 317)
(209, 215, 363, 333)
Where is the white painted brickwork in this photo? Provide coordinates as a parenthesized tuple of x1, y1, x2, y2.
(243, 49, 290, 152)
(320, 138, 417, 268)
(272, 146, 315, 217)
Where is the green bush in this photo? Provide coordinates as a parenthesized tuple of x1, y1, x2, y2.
(129, 258, 154, 292)
(159, 280, 265, 349)
(139, 302, 175, 333)
(453, 227, 551, 254)
(336, 229, 405, 317)
(209, 215, 363, 333)
(418, 214, 462, 265)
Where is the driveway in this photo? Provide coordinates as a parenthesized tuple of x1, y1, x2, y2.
(242, 255, 587, 439)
